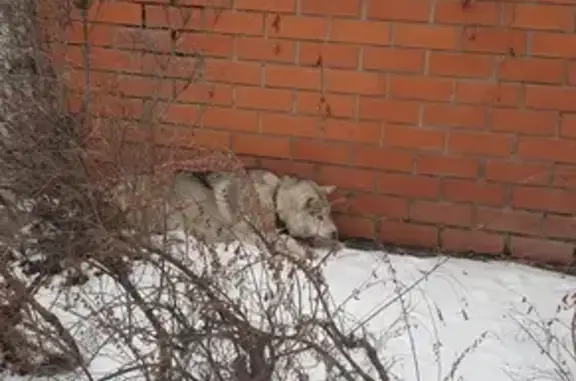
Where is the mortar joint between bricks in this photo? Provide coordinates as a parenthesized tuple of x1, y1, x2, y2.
(455, 25, 465, 52)
(356, 44, 364, 72)
(488, 55, 498, 82)
(324, 15, 332, 44)
(429, 0, 437, 24)
(256, 112, 263, 133)
(485, 107, 493, 133)
(376, 120, 384, 145)
(423, 49, 431, 79)
(140, 3, 147, 29)
(510, 133, 521, 161)
(230, 83, 237, 107)
(260, 10, 268, 39)
(524, 28, 531, 57)
(352, 94, 360, 121)
(372, 217, 381, 243)
(416, 103, 424, 128)
(259, 62, 265, 87)
(554, 112, 563, 138)
(477, 159, 487, 180)
(389, 22, 396, 48)
(408, 153, 417, 175)
(546, 166, 556, 188)
(502, 234, 512, 257)
(437, 225, 444, 251)
(359, 0, 368, 21)
(449, 78, 456, 104)
(470, 204, 479, 232)
(502, 182, 513, 207)
(561, 59, 569, 88)
(287, 135, 295, 158)
(294, 40, 301, 66)
(289, 89, 296, 114)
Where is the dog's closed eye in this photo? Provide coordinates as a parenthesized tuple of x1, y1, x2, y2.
(304, 196, 316, 210)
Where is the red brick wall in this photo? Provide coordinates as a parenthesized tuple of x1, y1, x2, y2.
(63, 0, 576, 266)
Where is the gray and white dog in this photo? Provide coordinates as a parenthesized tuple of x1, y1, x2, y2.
(112, 168, 340, 254)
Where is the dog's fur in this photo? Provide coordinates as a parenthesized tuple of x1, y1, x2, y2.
(112, 168, 339, 253)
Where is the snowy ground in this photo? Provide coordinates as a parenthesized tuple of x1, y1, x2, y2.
(2, 239, 575, 381)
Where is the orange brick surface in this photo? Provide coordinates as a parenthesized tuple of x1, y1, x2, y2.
(59, 0, 576, 266)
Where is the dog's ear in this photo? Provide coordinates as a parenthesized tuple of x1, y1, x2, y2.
(320, 185, 337, 195)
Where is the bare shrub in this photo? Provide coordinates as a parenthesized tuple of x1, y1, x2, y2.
(507, 290, 576, 381)
(0, 0, 398, 380)
(2, 0, 565, 380)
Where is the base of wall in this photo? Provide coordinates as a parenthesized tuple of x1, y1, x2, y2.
(340, 236, 576, 277)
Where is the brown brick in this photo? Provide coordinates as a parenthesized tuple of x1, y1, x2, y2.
(325, 70, 387, 96)
(335, 215, 377, 239)
(359, 98, 420, 124)
(389, 75, 453, 102)
(236, 0, 295, 13)
(232, 134, 291, 158)
(296, 92, 356, 118)
(380, 220, 439, 248)
(498, 57, 565, 84)
(476, 208, 543, 236)
(352, 148, 414, 172)
(260, 113, 319, 138)
(331, 19, 391, 46)
(235, 86, 293, 111)
(435, 0, 501, 26)
(378, 173, 440, 199)
(510, 4, 573, 32)
(236, 37, 295, 63)
(455, 81, 522, 107)
(518, 137, 576, 164)
(424, 104, 488, 130)
(442, 179, 506, 206)
(442, 229, 504, 254)
(384, 124, 446, 151)
(511, 237, 574, 266)
(363, 47, 425, 73)
(317, 166, 376, 192)
(411, 201, 473, 227)
(429, 52, 494, 78)
(462, 27, 526, 55)
(512, 186, 576, 214)
(448, 132, 514, 157)
(542, 215, 576, 240)
(491, 109, 557, 136)
(266, 14, 328, 40)
(299, 43, 359, 69)
(395, 23, 459, 50)
(368, 0, 431, 22)
(301, 0, 361, 17)
(348, 194, 409, 219)
(265, 64, 320, 90)
(322, 120, 382, 144)
(485, 160, 551, 185)
(292, 139, 351, 165)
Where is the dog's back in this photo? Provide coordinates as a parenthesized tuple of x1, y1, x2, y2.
(112, 171, 231, 242)
(112, 168, 338, 249)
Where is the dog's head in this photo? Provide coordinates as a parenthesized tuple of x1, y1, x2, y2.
(275, 176, 338, 242)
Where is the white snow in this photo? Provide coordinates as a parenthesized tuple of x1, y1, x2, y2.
(1, 236, 575, 381)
